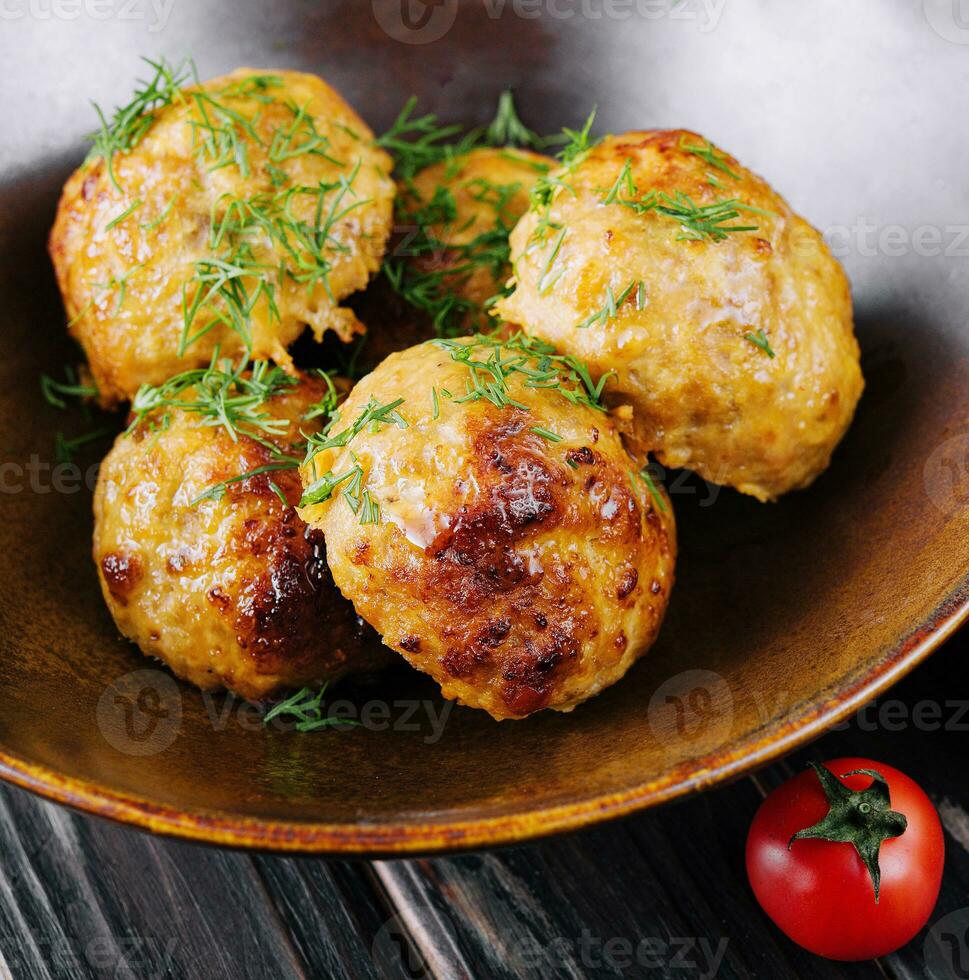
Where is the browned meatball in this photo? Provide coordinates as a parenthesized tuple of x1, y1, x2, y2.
(497, 130, 864, 501)
(51, 67, 395, 405)
(299, 337, 675, 720)
(93, 367, 389, 700)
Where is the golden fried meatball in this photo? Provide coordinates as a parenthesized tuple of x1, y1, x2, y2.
(93, 367, 389, 700)
(496, 130, 864, 501)
(51, 67, 395, 405)
(389, 147, 553, 333)
(298, 336, 675, 720)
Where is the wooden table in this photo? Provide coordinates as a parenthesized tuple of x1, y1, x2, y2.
(0, 630, 965, 980)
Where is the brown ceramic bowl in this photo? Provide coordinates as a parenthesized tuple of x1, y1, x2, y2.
(1, 2, 967, 855)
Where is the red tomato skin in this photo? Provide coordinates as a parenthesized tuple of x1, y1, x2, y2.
(746, 757, 944, 961)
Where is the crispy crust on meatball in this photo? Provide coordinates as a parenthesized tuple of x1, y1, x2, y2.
(51, 68, 395, 405)
(93, 372, 389, 700)
(392, 147, 553, 331)
(496, 130, 864, 501)
(298, 339, 675, 720)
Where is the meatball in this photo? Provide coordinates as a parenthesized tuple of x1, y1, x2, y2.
(93, 367, 389, 701)
(388, 147, 553, 334)
(51, 67, 395, 405)
(496, 130, 864, 501)
(298, 337, 676, 720)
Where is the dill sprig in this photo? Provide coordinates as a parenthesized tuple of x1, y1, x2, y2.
(679, 136, 741, 180)
(386, 178, 521, 336)
(609, 187, 763, 243)
(86, 56, 193, 190)
(576, 280, 639, 329)
(379, 92, 552, 334)
(190, 459, 300, 507)
(529, 107, 598, 217)
(54, 427, 113, 466)
(376, 97, 471, 182)
(630, 463, 668, 513)
(264, 683, 359, 731)
(41, 366, 99, 410)
(486, 91, 544, 149)
(300, 396, 409, 520)
(433, 332, 613, 414)
(180, 164, 367, 356)
(128, 354, 298, 442)
(745, 329, 777, 358)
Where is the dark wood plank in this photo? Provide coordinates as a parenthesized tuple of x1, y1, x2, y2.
(0, 786, 306, 979)
(252, 855, 423, 980)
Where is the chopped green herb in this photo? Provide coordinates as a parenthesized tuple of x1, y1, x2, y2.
(433, 333, 612, 415)
(745, 329, 776, 358)
(191, 459, 299, 506)
(530, 426, 562, 443)
(631, 464, 668, 513)
(576, 280, 637, 330)
(41, 367, 98, 410)
(105, 198, 143, 230)
(486, 90, 543, 149)
(264, 683, 360, 732)
(86, 56, 193, 190)
(679, 136, 741, 180)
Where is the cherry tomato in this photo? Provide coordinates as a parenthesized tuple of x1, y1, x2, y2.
(746, 757, 944, 961)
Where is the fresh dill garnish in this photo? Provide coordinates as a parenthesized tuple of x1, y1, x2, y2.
(128, 354, 298, 442)
(179, 164, 367, 355)
(636, 280, 647, 310)
(269, 99, 343, 166)
(90, 262, 144, 316)
(384, 177, 519, 336)
(530, 426, 562, 442)
(526, 108, 599, 248)
(575, 281, 637, 330)
(41, 367, 98, 410)
(679, 136, 741, 180)
(745, 329, 776, 358)
(300, 397, 409, 522)
(609, 188, 762, 243)
(433, 333, 613, 414)
(263, 683, 359, 732)
(486, 90, 544, 149)
(188, 88, 265, 178)
(601, 158, 635, 205)
(86, 56, 193, 190)
(376, 97, 470, 182)
(190, 459, 300, 506)
(631, 464, 668, 513)
(138, 194, 177, 231)
(302, 370, 342, 423)
(358, 489, 381, 525)
(536, 227, 567, 295)
(105, 198, 143, 230)
(54, 427, 112, 466)
(379, 92, 552, 335)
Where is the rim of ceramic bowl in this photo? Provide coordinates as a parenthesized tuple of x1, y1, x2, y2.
(1, 580, 967, 856)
